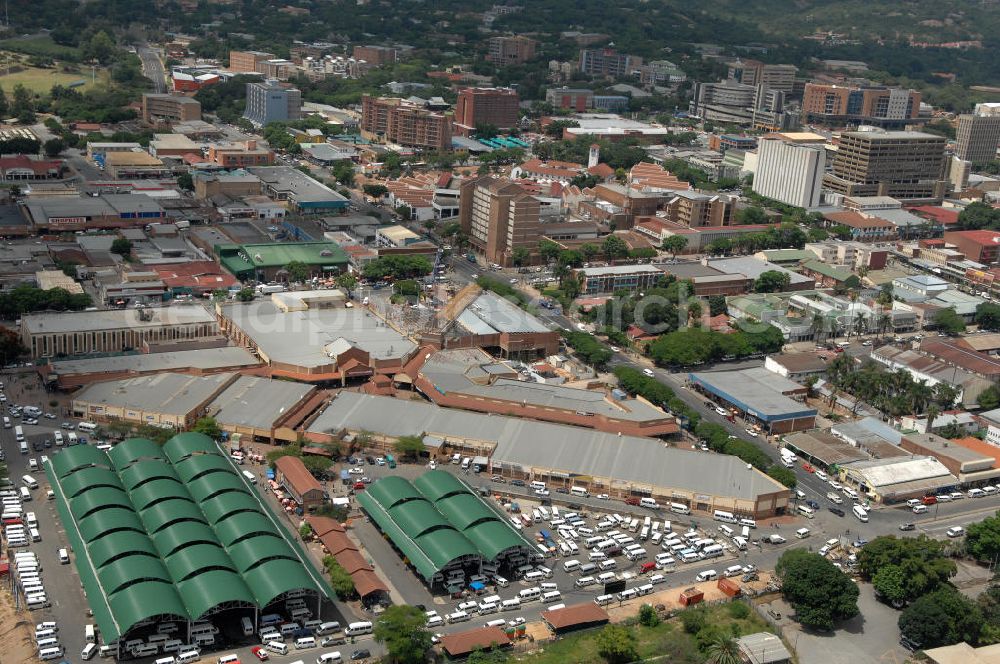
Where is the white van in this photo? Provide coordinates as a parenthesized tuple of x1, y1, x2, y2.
(242, 470, 257, 485)
(21, 475, 37, 489)
(713, 510, 737, 523)
(177, 650, 202, 664)
(725, 565, 744, 578)
(267, 642, 289, 656)
(530, 481, 546, 491)
(695, 569, 718, 582)
(344, 622, 372, 637)
(595, 594, 614, 606)
(853, 504, 869, 522)
(219, 656, 241, 664)
(639, 497, 658, 509)
(795, 527, 811, 539)
(912, 504, 928, 514)
(78, 422, 98, 433)
(81, 643, 98, 660)
(797, 504, 815, 519)
(518, 587, 542, 602)
(315, 622, 341, 636)
(295, 636, 317, 649)
(718, 524, 734, 539)
(571, 486, 589, 498)
(39, 647, 64, 661)
(317, 653, 343, 664)
(2, 417, 9, 429)
(562, 559, 581, 573)
(500, 598, 521, 611)
(53, 432, 63, 446)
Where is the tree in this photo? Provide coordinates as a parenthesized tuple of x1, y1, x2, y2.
(976, 303, 1000, 331)
(934, 307, 966, 335)
(511, 247, 530, 267)
(753, 270, 791, 294)
(708, 295, 728, 317)
(363, 255, 432, 280)
(680, 607, 707, 634)
(110, 238, 132, 256)
(704, 634, 741, 664)
(638, 604, 660, 627)
(43, 138, 65, 157)
(323, 555, 356, 599)
(966, 512, 1000, 563)
(393, 434, 425, 460)
(539, 239, 561, 263)
(82, 31, 117, 65)
(285, 260, 311, 283)
(661, 235, 688, 259)
(177, 172, 194, 191)
(236, 287, 255, 302)
(0, 327, 26, 365)
(899, 586, 984, 649)
(957, 201, 1000, 231)
(191, 417, 221, 440)
(979, 385, 1000, 410)
(11, 84, 34, 124)
(767, 465, 797, 489)
(775, 549, 860, 631)
(581, 243, 599, 262)
(601, 235, 629, 262)
(374, 605, 432, 664)
(594, 624, 638, 664)
(363, 184, 388, 199)
(299, 522, 313, 540)
(738, 206, 767, 225)
(872, 565, 908, 607)
(336, 273, 358, 292)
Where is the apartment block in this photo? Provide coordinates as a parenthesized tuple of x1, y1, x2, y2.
(459, 177, 540, 266)
(801, 84, 921, 127)
(727, 59, 797, 93)
(487, 35, 537, 65)
(229, 50, 274, 73)
(453, 87, 520, 136)
(360, 95, 452, 151)
(688, 80, 798, 131)
(956, 103, 1000, 166)
(141, 94, 202, 124)
(353, 45, 398, 67)
(752, 132, 826, 208)
(578, 48, 639, 78)
(207, 140, 275, 168)
(804, 241, 888, 270)
(243, 80, 302, 127)
(545, 87, 593, 111)
(663, 191, 733, 227)
(824, 130, 947, 203)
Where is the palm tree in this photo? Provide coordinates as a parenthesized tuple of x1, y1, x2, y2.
(705, 634, 741, 664)
(925, 404, 941, 434)
(811, 313, 827, 344)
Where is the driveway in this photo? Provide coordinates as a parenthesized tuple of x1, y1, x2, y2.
(764, 582, 907, 664)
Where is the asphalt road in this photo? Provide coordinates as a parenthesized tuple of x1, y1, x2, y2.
(137, 45, 166, 94)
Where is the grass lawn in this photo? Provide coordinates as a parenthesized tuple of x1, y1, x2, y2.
(516, 603, 775, 663)
(0, 66, 101, 94)
(0, 35, 80, 59)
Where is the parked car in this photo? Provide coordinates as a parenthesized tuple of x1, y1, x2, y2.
(946, 526, 965, 538)
(898, 523, 915, 531)
(828, 507, 845, 517)
(251, 646, 270, 661)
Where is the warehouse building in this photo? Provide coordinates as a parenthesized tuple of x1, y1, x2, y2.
(41, 346, 260, 390)
(413, 348, 678, 437)
(71, 372, 238, 428)
(22, 193, 167, 231)
(308, 392, 790, 518)
(205, 374, 315, 443)
(689, 368, 817, 434)
(21, 305, 220, 359)
(436, 286, 560, 358)
(838, 455, 957, 504)
(356, 471, 537, 587)
(216, 241, 349, 281)
(218, 298, 418, 382)
(46, 433, 331, 650)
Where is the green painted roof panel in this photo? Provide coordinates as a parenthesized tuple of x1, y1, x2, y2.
(119, 459, 182, 492)
(178, 569, 256, 619)
(51, 444, 111, 478)
(140, 499, 208, 534)
(88, 532, 160, 570)
(186, 472, 252, 503)
(412, 470, 468, 503)
(163, 432, 219, 464)
(227, 534, 295, 573)
(387, 499, 451, 538)
(77, 508, 146, 544)
(241, 558, 319, 607)
(201, 491, 263, 525)
(70, 487, 133, 521)
(129, 478, 192, 513)
(60, 466, 124, 499)
(151, 521, 221, 558)
(98, 555, 172, 596)
(365, 475, 423, 508)
(213, 511, 279, 547)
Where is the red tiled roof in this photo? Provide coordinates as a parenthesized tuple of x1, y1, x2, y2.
(944, 230, 1000, 247)
(352, 569, 389, 598)
(908, 206, 960, 225)
(305, 515, 344, 537)
(920, 339, 1000, 377)
(0, 155, 62, 175)
(588, 163, 615, 178)
(824, 210, 894, 229)
(950, 437, 1000, 468)
(543, 602, 610, 630)
(335, 549, 373, 574)
(152, 261, 239, 291)
(275, 455, 324, 497)
(440, 627, 511, 657)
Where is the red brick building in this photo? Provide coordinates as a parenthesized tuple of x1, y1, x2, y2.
(453, 87, 520, 136)
(943, 230, 1000, 264)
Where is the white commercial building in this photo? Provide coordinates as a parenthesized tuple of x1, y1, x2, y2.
(752, 133, 826, 208)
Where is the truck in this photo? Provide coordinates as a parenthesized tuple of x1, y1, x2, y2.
(256, 284, 286, 294)
(385, 454, 396, 469)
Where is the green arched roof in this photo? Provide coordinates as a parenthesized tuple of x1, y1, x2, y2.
(389, 499, 451, 538)
(415, 529, 479, 570)
(88, 532, 159, 570)
(107, 580, 188, 630)
(413, 470, 469, 503)
(227, 535, 295, 573)
(163, 432, 218, 464)
(51, 444, 110, 478)
(70, 487, 133, 521)
(178, 569, 256, 619)
(214, 511, 279, 547)
(151, 521, 221, 558)
(435, 494, 498, 531)
(141, 499, 208, 534)
(48, 436, 330, 646)
(365, 476, 423, 508)
(60, 466, 123, 499)
(164, 543, 234, 581)
(130, 478, 192, 513)
(109, 438, 165, 470)
(98, 555, 172, 596)
(464, 520, 528, 561)
(78, 508, 146, 544)
(120, 460, 181, 492)
(201, 492, 262, 525)
(242, 559, 319, 607)
(186, 473, 251, 503)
